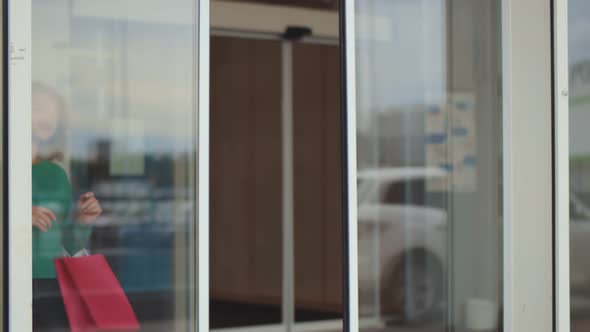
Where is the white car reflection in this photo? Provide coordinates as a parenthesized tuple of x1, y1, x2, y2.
(358, 167, 447, 324)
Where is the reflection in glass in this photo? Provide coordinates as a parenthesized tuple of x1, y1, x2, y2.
(209, 36, 343, 331)
(32, 1, 198, 331)
(570, 1, 590, 331)
(356, 0, 503, 331)
(293, 42, 343, 325)
(210, 36, 284, 329)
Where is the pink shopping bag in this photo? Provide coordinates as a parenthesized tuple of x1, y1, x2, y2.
(55, 254, 140, 332)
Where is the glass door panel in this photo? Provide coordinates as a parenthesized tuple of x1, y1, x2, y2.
(209, 33, 344, 331)
(353, 0, 503, 331)
(209, 36, 284, 329)
(292, 42, 343, 326)
(209, 4, 342, 331)
(570, 1, 590, 331)
(30, 1, 201, 331)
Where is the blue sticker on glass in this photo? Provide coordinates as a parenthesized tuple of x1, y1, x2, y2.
(426, 133, 447, 144)
(452, 127, 468, 136)
(464, 155, 477, 166)
(455, 101, 470, 111)
(440, 163, 453, 172)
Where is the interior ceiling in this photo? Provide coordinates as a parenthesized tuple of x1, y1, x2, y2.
(221, 0, 339, 10)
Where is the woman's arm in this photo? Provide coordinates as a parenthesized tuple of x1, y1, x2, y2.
(76, 192, 102, 224)
(63, 192, 102, 254)
(32, 206, 56, 232)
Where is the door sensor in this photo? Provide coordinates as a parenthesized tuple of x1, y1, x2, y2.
(282, 26, 312, 41)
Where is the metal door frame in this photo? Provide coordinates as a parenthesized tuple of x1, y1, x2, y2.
(553, 0, 570, 331)
(501, 0, 554, 330)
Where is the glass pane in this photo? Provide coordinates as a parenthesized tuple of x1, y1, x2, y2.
(209, 35, 344, 331)
(292, 42, 343, 325)
(31, 1, 198, 331)
(570, 1, 590, 330)
(355, 0, 503, 331)
(210, 36, 284, 329)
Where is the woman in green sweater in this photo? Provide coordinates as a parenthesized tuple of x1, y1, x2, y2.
(32, 83, 103, 331)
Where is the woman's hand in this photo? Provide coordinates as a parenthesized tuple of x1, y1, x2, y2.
(76, 192, 102, 225)
(32, 206, 56, 232)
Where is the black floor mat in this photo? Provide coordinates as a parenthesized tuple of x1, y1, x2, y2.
(210, 300, 341, 328)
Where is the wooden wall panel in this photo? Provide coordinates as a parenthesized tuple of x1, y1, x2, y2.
(251, 40, 283, 300)
(211, 37, 253, 297)
(293, 43, 342, 313)
(323, 45, 342, 310)
(210, 36, 283, 303)
(211, 36, 342, 313)
(293, 43, 326, 304)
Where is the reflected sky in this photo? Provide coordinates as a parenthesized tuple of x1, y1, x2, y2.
(570, 0, 590, 64)
(356, 0, 446, 132)
(33, 0, 197, 158)
(570, 0, 590, 157)
(31, 1, 199, 329)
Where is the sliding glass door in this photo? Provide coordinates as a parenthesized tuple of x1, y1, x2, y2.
(567, 1, 590, 332)
(7, 0, 208, 330)
(344, 0, 555, 331)
(350, 1, 503, 330)
(2, 0, 564, 331)
(208, 33, 343, 332)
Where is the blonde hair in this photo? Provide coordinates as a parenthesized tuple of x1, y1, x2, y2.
(32, 82, 66, 162)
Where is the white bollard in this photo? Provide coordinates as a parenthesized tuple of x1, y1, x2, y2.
(465, 298, 498, 331)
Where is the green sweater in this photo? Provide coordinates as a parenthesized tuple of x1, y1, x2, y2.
(32, 161, 92, 279)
